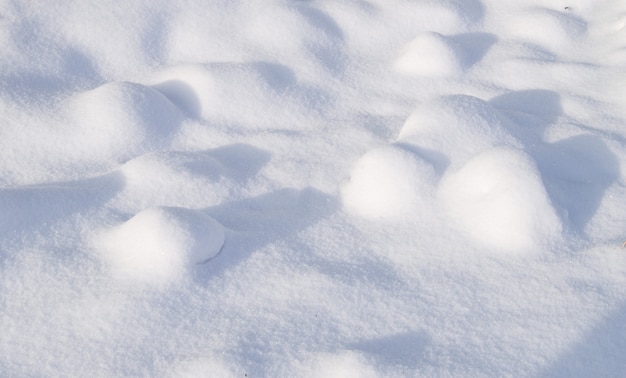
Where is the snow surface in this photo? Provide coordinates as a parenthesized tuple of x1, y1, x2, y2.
(1, 0, 626, 376)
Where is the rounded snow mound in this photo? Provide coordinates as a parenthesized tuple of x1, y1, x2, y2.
(68, 81, 183, 160)
(439, 148, 562, 254)
(94, 207, 225, 286)
(393, 32, 465, 77)
(507, 8, 587, 51)
(341, 145, 437, 220)
(301, 350, 379, 378)
(169, 357, 236, 378)
(399, 95, 519, 168)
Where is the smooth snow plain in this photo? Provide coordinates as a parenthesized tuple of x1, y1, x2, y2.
(1, 0, 626, 376)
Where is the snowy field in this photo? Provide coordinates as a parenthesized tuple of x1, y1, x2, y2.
(1, 0, 626, 376)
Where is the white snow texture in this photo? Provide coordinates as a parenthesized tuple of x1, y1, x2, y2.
(1, 0, 626, 376)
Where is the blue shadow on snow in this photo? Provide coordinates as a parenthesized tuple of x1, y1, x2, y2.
(540, 301, 626, 377)
(490, 89, 621, 235)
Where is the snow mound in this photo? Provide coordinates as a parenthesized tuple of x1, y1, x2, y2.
(439, 148, 562, 254)
(3, 0, 626, 375)
(68, 81, 182, 160)
(399, 95, 520, 169)
(169, 358, 236, 378)
(393, 32, 465, 77)
(302, 350, 379, 378)
(149, 62, 316, 128)
(507, 8, 587, 50)
(94, 207, 225, 286)
(340, 145, 437, 219)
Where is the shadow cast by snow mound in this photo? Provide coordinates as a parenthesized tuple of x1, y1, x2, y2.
(0, 46, 102, 105)
(450, 0, 485, 25)
(349, 331, 431, 368)
(249, 61, 298, 91)
(541, 301, 626, 377)
(148, 62, 332, 127)
(114, 143, 272, 213)
(0, 172, 124, 236)
(151, 79, 201, 118)
(196, 188, 337, 281)
(490, 89, 562, 135)
(491, 89, 621, 235)
(536, 134, 620, 234)
(450, 32, 498, 67)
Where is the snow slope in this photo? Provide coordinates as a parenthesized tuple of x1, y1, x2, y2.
(1, 0, 626, 376)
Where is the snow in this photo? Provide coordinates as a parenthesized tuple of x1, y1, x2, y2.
(398, 95, 520, 169)
(439, 147, 562, 254)
(1, 0, 626, 376)
(393, 32, 466, 77)
(340, 145, 437, 219)
(93, 206, 225, 287)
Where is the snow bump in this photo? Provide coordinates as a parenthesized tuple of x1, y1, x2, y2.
(68, 81, 182, 160)
(439, 148, 562, 254)
(393, 32, 465, 77)
(299, 350, 379, 378)
(507, 8, 588, 51)
(340, 145, 437, 220)
(94, 207, 225, 287)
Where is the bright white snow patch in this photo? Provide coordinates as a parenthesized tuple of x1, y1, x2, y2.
(506, 8, 588, 51)
(169, 357, 236, 378)
(340, 145, 436, 220)
(394, 32, 465, 77)
(303, 351, 379, 378)
(439, 148, 562, 253)
(68, 81, 183, 159)
(94, 207, 225, 286)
